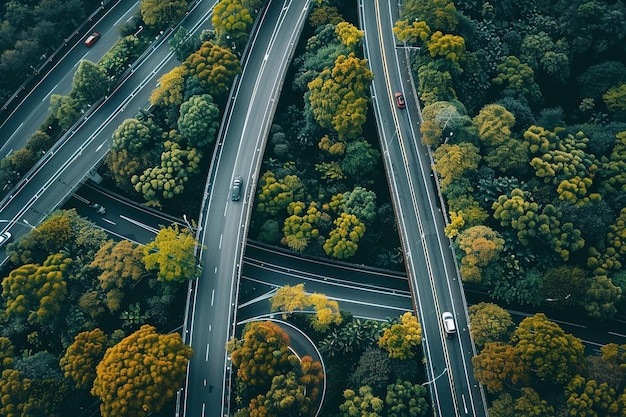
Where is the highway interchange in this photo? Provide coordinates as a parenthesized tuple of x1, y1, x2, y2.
(1, 1, 626, 417)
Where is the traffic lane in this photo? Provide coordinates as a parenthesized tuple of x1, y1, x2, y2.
(244, 242, 410, 292)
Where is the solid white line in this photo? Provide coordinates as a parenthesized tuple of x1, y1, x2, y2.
(211, 289, 215, 306)
(8, 122, 23, 140)
(74, 52, 89, 68)
(42, 86, 56, 102)
(609, 331, 626, 338)
(219, 234, 223, 249)
(102, 218, 116, 225)
(205, 343, 209, 361)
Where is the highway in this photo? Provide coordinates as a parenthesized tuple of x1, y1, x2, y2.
(0, 0, 141, 157)
(360, 1, 487, 416)
(181, 1, 310, 416)
(0, 0, 219, 253)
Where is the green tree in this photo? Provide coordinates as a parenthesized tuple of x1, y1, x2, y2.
(468, 302, 514, 347)
(514, 388, 555, 417)
(603, 84, 626, 112)
(420, 100, 470, 146)
(600, 131, 626, 194)
(492, 56, 541, 103)
(106, 117, 161, 192)
(472, 342, 529, 393)
(520, 31, 570, 83)
(342, 187, 377, 224)
(269, 283, 308, 313)
(72, 60, 110, 104)
(385, 379, 430, 417)
(323, 213, 366, 259)
(59, 328, 108, 389)
(131, 140, 202, 206)
(140, 0, 187, 29)
(340, 385, 384, 417)
(49, 94, 81, 130)
(512, 313, 586, 385)
(584, 275, 622, 320)
(341, 140, 380, 185)
(2, 254, 70, 325)
(0, 367, 65, 417)
(350, 348, 390, 394)
(91, 324, 192, 417)
(378, 312, 422, 360)
(401, 0, 458, 32)
(169, 26, 201, 61)
(306, 52, 373, 140)
(417, 63, 455, 106)
(178, 94, 220, 147)
(144, 224, 201, 282)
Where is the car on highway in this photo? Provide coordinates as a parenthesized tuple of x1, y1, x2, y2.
(442, 312, 456, 337)
(394, 92, 406, 109)
(90, 203, 106, 214)
(231, 176, 243, 201)
(85, 32, 101, 47)
(0, 231, 11, 248)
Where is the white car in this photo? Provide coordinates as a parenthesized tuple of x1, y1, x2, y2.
(0, 231, 12, 248)
(442, 312, 456, 337)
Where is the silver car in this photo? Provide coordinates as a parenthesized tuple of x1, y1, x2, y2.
(442, 312, 456, 337)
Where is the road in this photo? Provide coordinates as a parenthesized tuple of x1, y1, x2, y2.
(0, 0, 141, 156)
(360, 1, 487, 416)
(181, 1, 310, 416)
(0, 0, 219, 258)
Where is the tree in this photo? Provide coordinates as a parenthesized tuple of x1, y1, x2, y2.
(91, 240, 147, 311)
(401, 0, 458, 32)
(323, 213, 366, 259)
(212, 0, 253, 50)
(229, 321, 295, 389)
(385, 380, 430, 417)
(472, 342, 529, 393)
(169, 26, 202, 61)
(306, 52, 373, 141)
(584, 275, 622, 320)
(492, 56, 541, 103)
(393, 20, 431, 46)
(140, 0, 187, 29)
(308, 292, 342, 332)
(342, 187, 377, 224)
(72, 60, 110, 104)
(269, 283, 308, 314)
(468, 302, 514, 347)
(456, 225, 504, 284)
(143, 224, 201, 282)
(0, 366, 66, 417)
(183, 40, 241, 101)
(427, 31, 465, 64)
(91, 324, 192, 417)
(256, 171, 304, 216)
(282, 202, 321, 252)
(59, 328, 108, 389)
(604, 84, 626, 112)
(566, 375, 619, 417)
(6, 209, 109, 266)
(340, 140, 380, 185)
(420, 100, 470, 146)
(473, 104, 515, 148)
(433, 142, 480, 192)
(350, 348, 390, 394)
(335, 22, 364, 48)
(106, 118, 161, 192)
(269, 284, 341, 332)
(150, 66, 186, 108)
(2, 253, 70, 326)
(520, 32, 570, 83)
(249, 371, 309, 417)
(513, 388, 555, 417)
(512, 313, 586, 385)
(49, 94, 81, 130)
(131, 140, 202, 206)
(339, 385, 384, 417)
(378, 312, 422, 360)
(417, 63, 455, 106)
(178, 94, 220, 147)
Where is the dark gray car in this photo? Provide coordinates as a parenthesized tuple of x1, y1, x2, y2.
(231, 176, 243, 201)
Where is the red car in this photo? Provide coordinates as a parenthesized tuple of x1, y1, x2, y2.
(85, 32, 101, 47)
(394, 92, 406, 109)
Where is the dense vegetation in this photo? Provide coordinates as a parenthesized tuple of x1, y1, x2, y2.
(0, 211, 196, 416)
(247, 1, 403, 269)
(228, 284, 429, 417)
(393, 0, 626, 413)
(0, 0, 102, 103)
